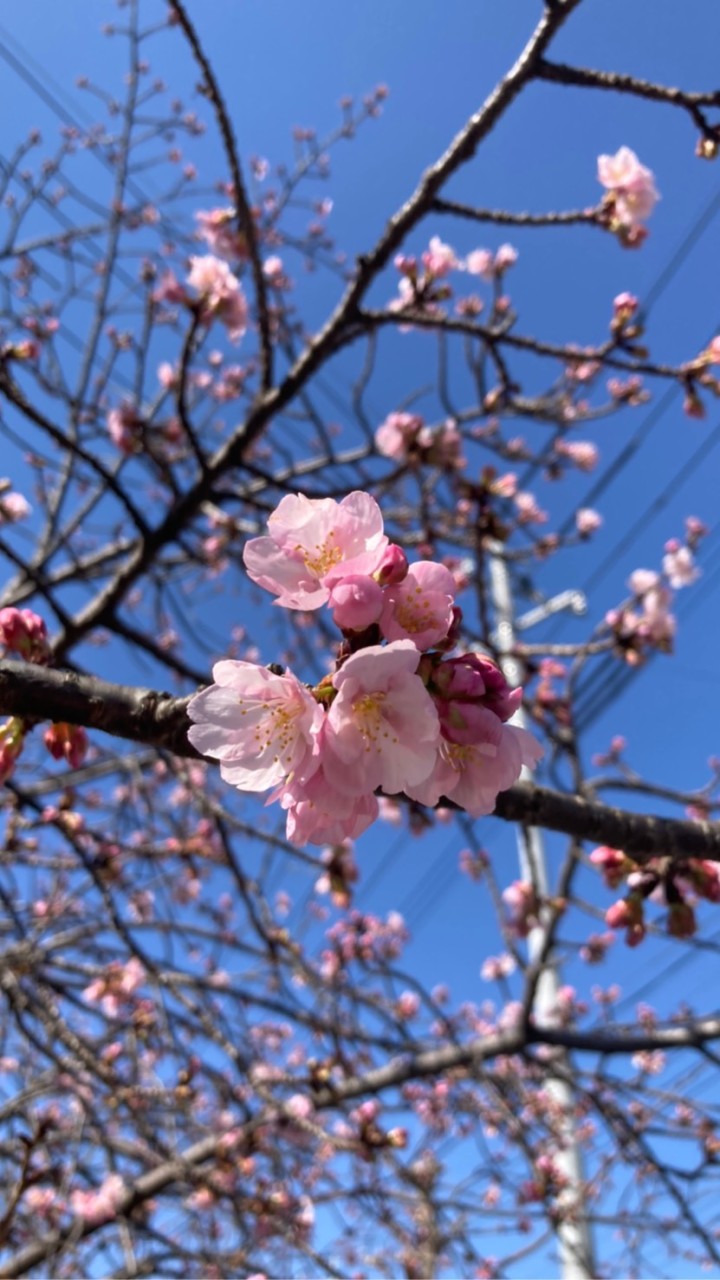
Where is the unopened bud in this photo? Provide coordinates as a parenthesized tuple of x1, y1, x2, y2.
(373, 544, 408, 587)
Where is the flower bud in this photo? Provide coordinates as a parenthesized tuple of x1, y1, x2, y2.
(373, 544, 408, 587)
(0, 607, 50, 663)
(43, 723, 89, 769)
(328, 575, 384, 631)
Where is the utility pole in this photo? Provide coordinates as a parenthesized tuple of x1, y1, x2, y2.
(488, 543, 595, 1280)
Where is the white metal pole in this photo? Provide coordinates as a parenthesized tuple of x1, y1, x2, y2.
(488, 543, 595, 1280)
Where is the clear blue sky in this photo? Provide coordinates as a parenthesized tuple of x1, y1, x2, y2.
(1, 2, 720, 1274)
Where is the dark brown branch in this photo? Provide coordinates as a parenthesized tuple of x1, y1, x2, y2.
(431, 196, 599, 226)
(49, 1, 583, 665)
(0, 659, 193, 758)
(536, 59, 720, 135)
(2, 1009, 720, 1277)
(358, 307, 685, 380)
(2, 659, 719, 864)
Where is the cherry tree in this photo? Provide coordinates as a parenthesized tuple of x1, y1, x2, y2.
(1, 1, 720, 1276)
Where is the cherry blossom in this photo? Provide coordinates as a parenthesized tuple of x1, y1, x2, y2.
(407, 723, 542, 817)
(422, 234, 459, 278)
(279, 761, 379, 846)
(70, 1173, 125, 1226)
(662, 540, 700, 588)
(321, 639, 440, 797)
(43, 722, 88, 768)
(375, 410, 423, 460)
(576, 507, 603, 536)
(107, 402, 143, 454)
(195, 207, 247, 259)
(597, 146, 659, 229)
(243, 491, 389, 609)
(0, 486, 31, 523)
(379, 560, 457, 650)
(186, 254, 249, 342)
(187, 660, 322, 791)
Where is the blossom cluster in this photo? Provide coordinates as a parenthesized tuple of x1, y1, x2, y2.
(387, 148, 657, 328)
(375, 411, 464, 468)
(187, 492, 541, 845)
(606, 528, 703, 664)
(591, 844, 720, 946)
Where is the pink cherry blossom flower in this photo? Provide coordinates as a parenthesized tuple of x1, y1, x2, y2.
(597, 147, 659, 228)
(503, 879, 540, 937)
(514, 491, 548, 525)
(420, 419, 464, 468)
(464, 248, 495, 280)
(576, 508, 603, 536)
(554, 439, 599, 472)
(187, 660, 322, 792)
(422, 235, 459, 278)
(195, 207, 247, 260)
(243, 491, 389, 610)
(494, 243, 518, 273)
(70, 1173, 125, 1226)
(157, 361, 178, 389)
(662, 543, 699, 589)
(407, 723, 542, 816)
(374, 544, 409, 586)
(0, 488, 31, 523)
(263, 254, 286, 284)
(379, 561, 456, 651)
(83, 958, 145, 1018)
(322, 640, 440, 797)
(107, 402, 143, 454)
(628, 568, 660, 597)
(481, 953, 516, 982)
(375, 411, 422, 461)
(279, 761, 379, 847)
(152, 269, 186, 306)
(430, 652, 522, 728)
(187, 254, 248, 343)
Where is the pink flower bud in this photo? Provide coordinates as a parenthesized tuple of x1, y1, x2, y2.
(43, 723, 89, 769)
(605, 894, 643, 932)
(434, 653, 521, 722)
(328, 575, 384, 631)
(0, 607, 50, 663)
(373, 544, 408, 586)
(590, 846, 629, 889)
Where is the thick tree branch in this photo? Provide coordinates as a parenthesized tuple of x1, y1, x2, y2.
(0, 660, 193, 759)
(2, 659, 719, 863)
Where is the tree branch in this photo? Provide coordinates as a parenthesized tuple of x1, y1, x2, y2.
(2, 659, 719, 863)
(2, 1010, 719, 1277)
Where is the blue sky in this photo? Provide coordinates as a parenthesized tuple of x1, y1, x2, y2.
(1, 1, 720, 1274)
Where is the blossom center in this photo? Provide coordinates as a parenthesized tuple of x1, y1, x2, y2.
(248, 700, 299, 757)
(299, 533, 343, 579)
(352, 691, 396, 749)
(394, 588, 434, 634)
